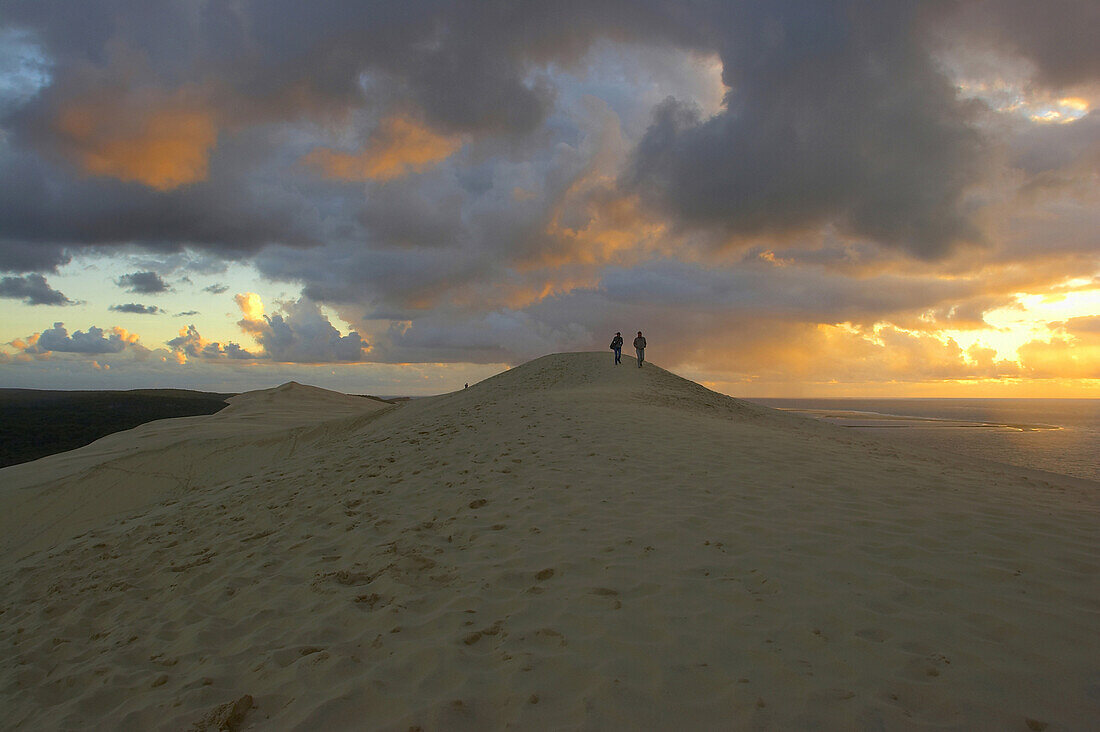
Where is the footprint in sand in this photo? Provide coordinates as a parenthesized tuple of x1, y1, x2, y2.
(531, 627, 567, 647)
(274, 646, 328, 668)
(855, 628, 891, 643)
(462, 620, 504, 645)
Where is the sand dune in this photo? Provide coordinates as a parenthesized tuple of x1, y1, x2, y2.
(1, 353, 1097, 730)
(0, 382, 392, 555)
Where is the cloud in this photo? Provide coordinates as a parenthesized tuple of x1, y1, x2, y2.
(175, 310, 199, 317)
(949, 0, 1100, 89)
(0, 130, 324, 271)
(1017, 336, 1100, 379)
(49, 84, 217, 191)
(0, 273, 71, 304)
(303, 116, 463, 181)
(2, 0, 1099, 393)
(116, 271, 169, 294)
(161, 294, 369, 364)
(109, 303, 162, 314)
(1012, 315, 1100, 379)
(1062, 315, 1100, 335)
(235, 292, 264, 321)
(238, 296, 370, 363)
(624, 5, 988, 259)
(3, 3, 1091, 276)
(0, 28, 51, 115)
(166, 324, 255, 362)
(21, 322, 140, 354)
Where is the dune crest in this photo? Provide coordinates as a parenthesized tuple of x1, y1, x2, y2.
(219, 381, 385, 419)
(1, 353, 1098, 729)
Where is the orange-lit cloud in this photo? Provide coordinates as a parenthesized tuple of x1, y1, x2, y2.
(436, 187, 669, 313)
(10, 334, 38, 351)
(235, 292, 265, 323)
(543, 189, 669, 268)
(110, 326, 141, 346)
(534, 98, 670, 269)
(303, 117, 462, 181)
(167, 323, 257, 363)
(54, 86, 217, 191)
(1016, 316, 1100, 379)
(680, 319, 1050, 396)
(1017, 337, 1100, 378)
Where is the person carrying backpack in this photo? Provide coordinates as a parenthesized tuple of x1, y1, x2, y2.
(633, 331, 646, 368)
(610, 332, 624, 365)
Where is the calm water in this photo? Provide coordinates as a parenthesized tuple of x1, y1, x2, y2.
(745, 398, 1100, 483)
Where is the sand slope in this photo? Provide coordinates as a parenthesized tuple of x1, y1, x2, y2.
(0, 382, 392, 555)
(0, 354, 1097, 730)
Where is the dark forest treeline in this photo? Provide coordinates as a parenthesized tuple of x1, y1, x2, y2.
(0, 389, 234, 468)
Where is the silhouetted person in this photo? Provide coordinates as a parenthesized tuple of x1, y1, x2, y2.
(610, 332, 623, 364)
(633, 331, 646, 368)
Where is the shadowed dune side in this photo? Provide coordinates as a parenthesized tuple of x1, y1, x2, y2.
(0, 353, 1098, 730)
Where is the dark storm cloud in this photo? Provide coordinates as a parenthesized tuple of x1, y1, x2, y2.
(1, 0, 692, 135)
(597, 260, 989, 323)
(0, 240, 72, 273)
(3, 0, 1092, 271)
(1, 0, 1098, 380)
(1010, 110, 1100, 180)
(626, 2, 988, 259)
(0, 137, 324, 269)
(116, 271, 169, 294)
(0, 273, 71, 304)
(951, 0, 1100, 88)
(358, 182, 465, 250)
(0, 0, 682, 283)
(109, 303, 162, 314)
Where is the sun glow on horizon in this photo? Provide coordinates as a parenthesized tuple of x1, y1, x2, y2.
(941, 286, 1100, 362)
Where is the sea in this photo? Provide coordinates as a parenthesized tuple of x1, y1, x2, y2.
(744, 398, 1100, 484)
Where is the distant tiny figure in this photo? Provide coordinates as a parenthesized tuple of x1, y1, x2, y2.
(610, 331, 624, 365)
(464, 383, 469, 389)
(633, 331, 646, 368)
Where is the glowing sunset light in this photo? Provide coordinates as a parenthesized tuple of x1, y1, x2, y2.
(955, 79, 1092, 125)
(54, 91, 217, 190)
(235, 292, 265, 323)
(0, 2, 1097, 397)
(303, 117, 462, 181)
(1059, 97, 1090, 112)
(935, 285, 1100, 362)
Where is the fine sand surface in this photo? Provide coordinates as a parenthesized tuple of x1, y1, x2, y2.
(0, 353, 1097, 730)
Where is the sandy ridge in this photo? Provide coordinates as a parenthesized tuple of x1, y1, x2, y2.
(0, 353, 1097, 729)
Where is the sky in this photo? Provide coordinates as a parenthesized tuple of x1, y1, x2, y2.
(0, 0, 1098, 397)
